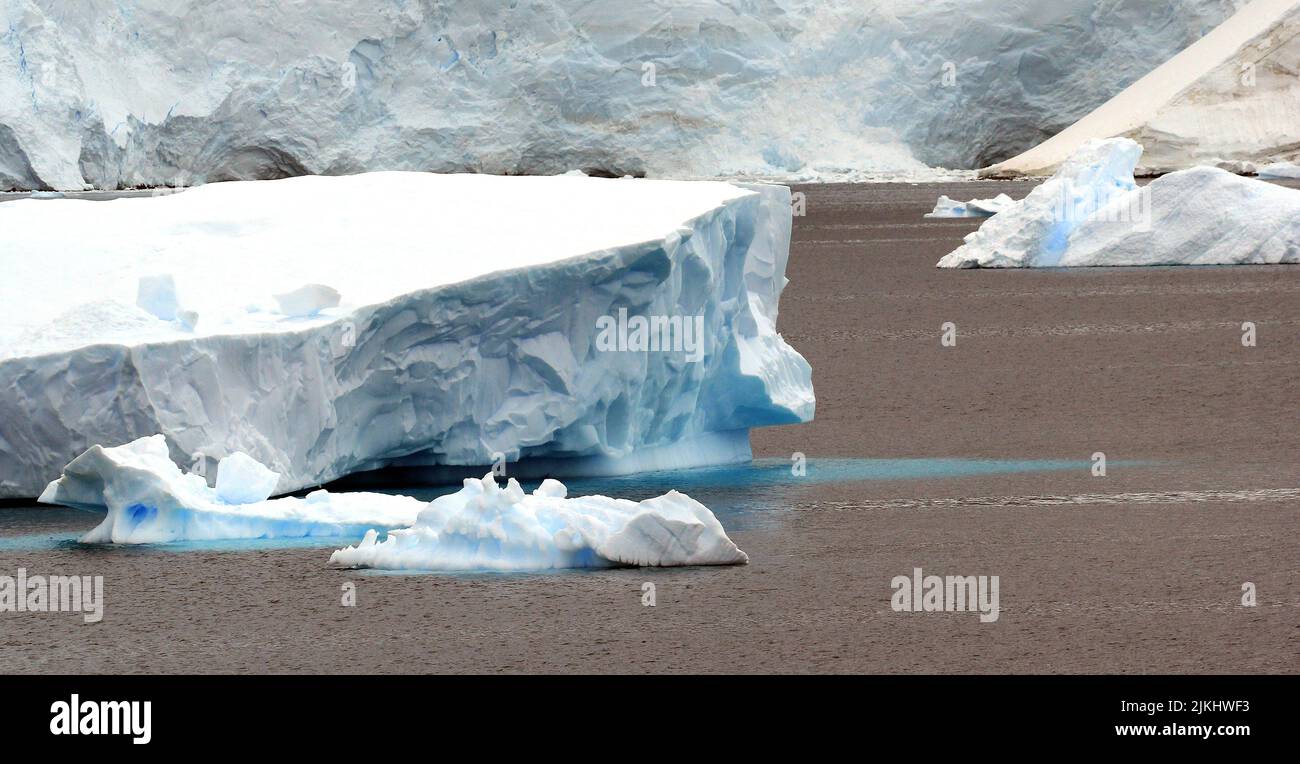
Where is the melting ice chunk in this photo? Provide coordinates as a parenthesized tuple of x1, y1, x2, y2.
(329, 473, 748, 571)
(39, 436, 748, 570)
(937, 138, 1300, 268)
(924, 193, 1014, 218)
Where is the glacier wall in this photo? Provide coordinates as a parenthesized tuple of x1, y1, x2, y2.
(0, 174, 813, 499)
(984, 0, 1300, 177)
(0, 0, 1245, 190)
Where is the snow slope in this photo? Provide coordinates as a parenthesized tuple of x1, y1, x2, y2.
(0, 0, 1243, 189)
(984, 0, 1300, 177)
(0, 171, 813, 498)
(939, 138, 1300, 267)
(41, 435, 747, 569)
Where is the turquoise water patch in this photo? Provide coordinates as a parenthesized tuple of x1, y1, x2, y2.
(0, 457, 1126, 551)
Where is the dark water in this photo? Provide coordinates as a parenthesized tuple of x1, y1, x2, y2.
(0, 456, 1101, 550)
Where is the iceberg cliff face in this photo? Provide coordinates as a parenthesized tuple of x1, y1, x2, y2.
(0, 0, 1243, 189)
(0, 171, 813, 498)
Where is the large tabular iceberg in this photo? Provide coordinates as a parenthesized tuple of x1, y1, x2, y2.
(40, 435, 748, 569)
(0, 171, 813, 498)
(0, 0, 1243, 188)
(939, 138, 1300, 268)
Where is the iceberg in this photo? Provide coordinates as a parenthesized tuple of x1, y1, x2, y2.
(40, 435, 748, 569)
(0, 1, 1240, 188)
(0, 171, 813, 498)
(329, 473, 748, 571)
(985, 0, 1300, 178)
(924, 193, 1015, 218)
(939, 138, 1300, 268)
(39, 435, 424, 544)
(1258, 161, 1300, 178)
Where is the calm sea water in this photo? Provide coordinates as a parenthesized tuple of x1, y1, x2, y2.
(0, 456, 1103, 554)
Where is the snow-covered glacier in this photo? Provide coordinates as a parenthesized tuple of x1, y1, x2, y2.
(41, 435, 748, 569)
(938, 138, 1300, 268)
(985, 0, 1300, 177)
(0, 0, 1245, 189)
(0, 171, 813, 498)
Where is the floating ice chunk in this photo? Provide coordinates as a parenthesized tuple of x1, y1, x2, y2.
(1258, 162, 1300, 179)
(215, 452, 281, 504)
(939, 138, 1300, 268)
(939, 138, 1143, 267)
(39, 435, 424, 544)
(924, 193, 1014, 218)
(39, 437, 746, 569)
(273, 283, 341, 317)
(329, 473, 747, 571)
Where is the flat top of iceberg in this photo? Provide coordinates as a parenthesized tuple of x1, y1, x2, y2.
(0, 171, 755, 359)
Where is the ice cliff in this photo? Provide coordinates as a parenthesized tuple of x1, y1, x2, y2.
(938, 138, 1300, 268)
(985, 0, 1300, 177)
(0, 171, 813, 498)
(0, 0, 1245, 189)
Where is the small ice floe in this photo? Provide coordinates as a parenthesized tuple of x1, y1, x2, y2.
(136, 274, 198, 330)
(273, 283, 341, 317)
(39, 435, 422, 544)
(29, 191, 65, 199)
(40, 437, 748, 570)
(937, 138, 1300, 268)
(1257, 162, 1300, 179)
(924, 193, 1014, 218)
(329, 472, 748, 571)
